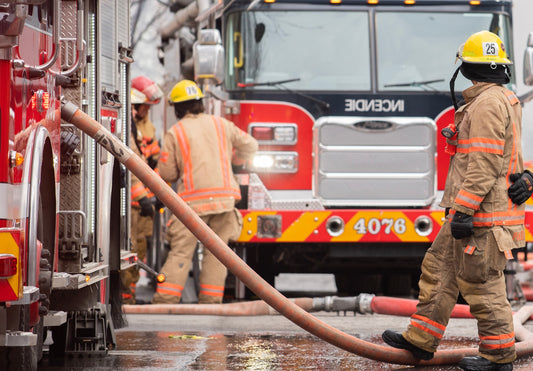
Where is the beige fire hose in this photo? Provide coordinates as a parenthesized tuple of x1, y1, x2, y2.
(60, 98, 533, 366)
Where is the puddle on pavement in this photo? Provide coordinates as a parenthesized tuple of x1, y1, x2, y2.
(38, 331, 533, 370)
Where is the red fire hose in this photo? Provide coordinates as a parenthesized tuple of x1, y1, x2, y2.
(124, 298, 314, 315)
(370, 296, 472, 318)
(60, 99, 533, 366)
(124, 295, 473, 318)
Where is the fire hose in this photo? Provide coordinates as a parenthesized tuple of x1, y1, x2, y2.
(60, 98, 533, 366)
(123, 295, 475, 318)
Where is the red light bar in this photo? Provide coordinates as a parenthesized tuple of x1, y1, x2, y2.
(0, 255, 17, 278)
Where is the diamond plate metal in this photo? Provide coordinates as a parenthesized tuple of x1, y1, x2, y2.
(60, 1, 77, 71)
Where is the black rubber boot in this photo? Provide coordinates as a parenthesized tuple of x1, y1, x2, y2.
(382, 330, 434, 360)
(458, 356, 513, 371)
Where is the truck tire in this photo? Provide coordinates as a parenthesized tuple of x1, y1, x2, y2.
(0, 311, 42, 371)
(6, 346, 37, 371)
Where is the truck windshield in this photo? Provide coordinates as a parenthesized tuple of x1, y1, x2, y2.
(226, 11, 371, 91)
(376, 12, 512, 92)
(225, 10, 513, 93)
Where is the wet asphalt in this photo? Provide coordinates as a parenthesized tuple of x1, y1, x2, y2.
(37, 274, 533, 370)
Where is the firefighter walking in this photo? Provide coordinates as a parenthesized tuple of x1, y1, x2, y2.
(121, 76, 164, 304)
(382, 31, 525, 371)
(151, 80, 258, 304)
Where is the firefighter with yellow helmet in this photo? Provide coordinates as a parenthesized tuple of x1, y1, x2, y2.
(383, 31, 524, 371)
(122, 76, 164, 304)
(151, 80, 257, 304)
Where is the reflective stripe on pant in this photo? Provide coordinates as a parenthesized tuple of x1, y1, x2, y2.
(403, 220, 516, 363)
(152, 209, 241, 304)
(155, 282, 184, 300)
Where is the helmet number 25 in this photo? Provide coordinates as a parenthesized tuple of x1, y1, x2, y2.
(483, 42, 498, 56)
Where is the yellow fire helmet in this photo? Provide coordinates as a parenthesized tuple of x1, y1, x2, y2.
(456, 30, 512, 65)
(168, 80, 204, 104)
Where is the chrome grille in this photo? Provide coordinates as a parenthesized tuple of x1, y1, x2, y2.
(314, 116, 436, 207)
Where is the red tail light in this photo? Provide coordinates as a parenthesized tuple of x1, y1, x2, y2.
(251, 126, 274, 141)
(0, 255, 17, 277)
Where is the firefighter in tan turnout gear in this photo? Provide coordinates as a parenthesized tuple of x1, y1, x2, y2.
(151, 80, 258, 304)
(382, 31, 524, 371)
(121, 76, 164, 304)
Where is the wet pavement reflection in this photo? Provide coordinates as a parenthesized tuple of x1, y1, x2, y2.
(38, 330, 533, 370)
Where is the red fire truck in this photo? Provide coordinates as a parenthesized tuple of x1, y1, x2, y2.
(158, 0, 533, 298)
(0, 1, 134, 369)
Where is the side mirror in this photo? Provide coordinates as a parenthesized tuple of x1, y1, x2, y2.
(524, 32, 533, 86)
(193, 29, 225, 85)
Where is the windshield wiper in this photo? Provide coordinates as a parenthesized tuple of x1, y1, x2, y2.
(237, 78, 330, 111)
(237, 78, 301, 88)
(384, 78, 445, 91)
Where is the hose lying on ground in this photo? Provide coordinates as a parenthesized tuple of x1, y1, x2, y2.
(123, 295, 474, 318)
(60, 98, 533, 366)
(124, 298, 314, 315)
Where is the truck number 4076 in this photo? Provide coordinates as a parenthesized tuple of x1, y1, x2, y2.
(353, 218, 407, 235)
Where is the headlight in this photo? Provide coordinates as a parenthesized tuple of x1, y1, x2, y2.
(252, 151, 298, 173)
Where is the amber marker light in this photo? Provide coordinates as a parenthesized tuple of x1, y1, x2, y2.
(367, 0, 379, 4)
(330, 0, 342, 4)
(404, 0, 415, 4)
(157, 274, 166, 283)
(10, 151, 24, 167)
(470, 0, 480, 4)
(264, 0, 275, 3)
(85, 275, 90, 282)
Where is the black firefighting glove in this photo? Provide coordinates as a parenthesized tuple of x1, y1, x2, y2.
(147, 155, 158, 169)
(508, 170, 533, 205)
(138, 196, 154, 217)
(232, 163, 245, 173)
(153, 197, 165, 212)
(450, 211, 474, 240)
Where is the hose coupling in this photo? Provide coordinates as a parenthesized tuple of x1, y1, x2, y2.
(357, 293, 375, 315)
(312, 296, 358, 314)
(60, 96, 79, 122)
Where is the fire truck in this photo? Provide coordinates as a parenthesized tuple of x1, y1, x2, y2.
(157, 0, 533, 298)
(0, 0, 133, 369)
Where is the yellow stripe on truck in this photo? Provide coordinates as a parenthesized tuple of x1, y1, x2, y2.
(0, 231, 21, 300)
(276, 211, 332, 242)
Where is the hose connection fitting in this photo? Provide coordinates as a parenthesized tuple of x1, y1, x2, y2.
(312, 293, 375, 315)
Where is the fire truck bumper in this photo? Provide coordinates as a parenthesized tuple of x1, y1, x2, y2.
(238, 208, 533, 243)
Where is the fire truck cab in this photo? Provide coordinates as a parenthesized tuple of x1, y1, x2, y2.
(158, 0, 533, 299)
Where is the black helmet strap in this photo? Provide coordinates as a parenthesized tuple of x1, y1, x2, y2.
(449, 66, 462, 111)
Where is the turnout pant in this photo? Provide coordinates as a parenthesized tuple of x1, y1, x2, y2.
(152, 209, 242, 304)
(121, 208, 152, 304)
(403, 220, 516, 363)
